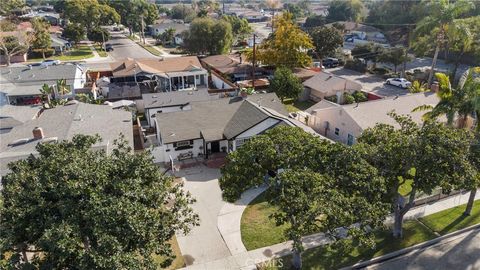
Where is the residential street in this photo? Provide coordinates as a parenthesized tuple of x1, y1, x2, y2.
(367, 229, 480, 270)
(106, 32, 158, 60)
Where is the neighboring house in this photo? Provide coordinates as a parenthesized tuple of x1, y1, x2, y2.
(50, 34, 70, 53)
(151, 93, 321, 163)
(141, 90, 217, 128)
(149, 19, 189, 45)
(109, 57, 208, 92)
(306, 92, 440, 145)
(0, 64, 87, 106)
(238, 11, 269, 23)
(302, 71, 362, 102)
(0, 102, 133, 176)
(201, 55, 266, 83)
(0, 105, 41, 134)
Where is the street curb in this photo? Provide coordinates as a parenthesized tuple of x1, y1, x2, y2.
(342, 223, 480, 269)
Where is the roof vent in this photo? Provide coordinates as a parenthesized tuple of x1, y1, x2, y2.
(41, 137, 58, 144)
(74, 114, 83, 121)
(33, 127, 45, 140)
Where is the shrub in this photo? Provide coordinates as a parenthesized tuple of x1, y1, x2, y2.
(344, 59, 367, 73)
(324, 95, 337, 103)
(353, 91, 368, 102)
(343, 92, 355, 104)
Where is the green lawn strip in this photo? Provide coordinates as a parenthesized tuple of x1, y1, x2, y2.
(283, 98, 316, 113)
(152, 236, 185, 269)
(241, 192, 290, 250)
(259, 220, 436, 270)
(141, 44, 162, 56)
(419, 198, 480, 235)
(28, 45, 94, 62)
(93, 45, 108, 57)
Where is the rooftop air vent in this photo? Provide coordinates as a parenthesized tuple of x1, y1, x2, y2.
(40, 137, 58, 144)
(8, 138, 31, 147)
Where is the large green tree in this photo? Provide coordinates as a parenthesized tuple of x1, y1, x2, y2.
(0, 0, 25, 15)
(413, 0, 474, 86)
(220, 126, 390, 269)
(170, 4, 196, 23)
(221, 15, 252, 44)
(252, 12, 314, 68)
(64, 0, 120, 32)
(31, 17, 52, 59)
(182, 17, 233, 55)
(356, 113, 475, 238)
(326, 0, 365, 23)
(269, 67, 303, 102)
(63, 23, 86, 46)
(0, 20, 32, 66)
(309, 26, 343, 62)
(0, 135, 198, 269)
(378, 46, 410, 73)
(107, 0, 159, 37)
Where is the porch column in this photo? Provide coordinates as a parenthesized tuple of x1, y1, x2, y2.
(169, 77, 172, 92)
(181, 76, 185, 90)
(194, 75, 197, 89)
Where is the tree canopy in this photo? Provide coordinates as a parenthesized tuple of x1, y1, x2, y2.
(182, 17, 233, 55)
(64, 0, 120, 32)
(253, 12, 313, 68)
(268, 67, 303, 102)
(378, 46, 410, 73)
(63, 23, 86, 45)
(170, 4, 196, 23)
(356, 113, 475, 238)
(309, 26, 344, 60)
(31, 18, 52, 59)
(221, 15, 252, 44)
(107, 0, 159, 35)
(220, 126, 390, 269)
(0, 135, 198, 269)
(326, 0, 365, 23)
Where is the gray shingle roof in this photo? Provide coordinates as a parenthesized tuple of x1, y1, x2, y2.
(143, 90, 214, 109)
(0, 103, 133, 174)
(156, 93, 289, 144)
(0, 64, 82, 96)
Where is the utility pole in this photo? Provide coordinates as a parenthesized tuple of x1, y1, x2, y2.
(140, 14, 145, 45)
(251, 34, 256, 90)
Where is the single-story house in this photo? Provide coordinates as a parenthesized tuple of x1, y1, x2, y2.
(0, 102, 133, 176)
(109, 57, 208, 92)
(149, 19, 189, 45)
(50, 34, 71, 53)
(141, 90, 217, 128)
(151, 93, 321, 163)
(0, 64, 87, 106)
(0, 105, 41, 134)
(238, 11, 269, 23)
(302, 71, 362, 102)
(201, 55, 266, 83)
(306, 92, 440, 145)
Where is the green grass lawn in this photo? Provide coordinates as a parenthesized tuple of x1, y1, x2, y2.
(255, 197, 480, 270)
(152, 236, 185, 269)
(241, 193, 289, 250)
(93, 45, 108, 57)
(141, 44, 162, 56)
(283, 98, 316, 113)
(28, 45, 94, 62)
(419, 198, 480, 235)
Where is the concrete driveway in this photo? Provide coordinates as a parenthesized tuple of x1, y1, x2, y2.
(367, 229, 480, 270)
(174, 165, 231, 266)
(106, 32, 158, 60)
(327, 67, 409, 97)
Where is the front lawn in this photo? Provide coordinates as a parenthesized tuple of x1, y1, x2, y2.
(283, 98, 316, 113)
(419, 197, 480, 235)
(93, 45, 108, 57)
(28, 45, 94, 62)
(256, 197, 480, 269)
(241, 192, 289, 250)
(152, 236, 185, 269)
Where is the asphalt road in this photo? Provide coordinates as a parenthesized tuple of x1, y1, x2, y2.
(106, 32, 158, 60)
(367, 229, 480, 270)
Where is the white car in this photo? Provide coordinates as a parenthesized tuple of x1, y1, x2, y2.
(386, 78, 411, 88)
(40, 59, 61, 67)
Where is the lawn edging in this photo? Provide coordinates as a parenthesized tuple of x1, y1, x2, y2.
(344, 223, 480, 270)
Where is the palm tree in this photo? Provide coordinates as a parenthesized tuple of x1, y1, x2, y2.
(413, 0, 474, 87)
(56, 79, 71, 97)
(39, 83, 53, 105)
(446, 18, 477, 82)
(415, 68, 480, 215)
(408, 80, 429, 93)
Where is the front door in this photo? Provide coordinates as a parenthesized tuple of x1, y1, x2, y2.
(210, 141, 220, 153)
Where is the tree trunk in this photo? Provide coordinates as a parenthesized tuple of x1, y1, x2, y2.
(392, 205, 405, 238)
(6, 53, 11, 66)
(464, 189, 477, 216)
(42, 50, 46, 60)
(427, 42, 441, 87)
(393, 188, 416, 238)
(451, 50, 464, 84)
(292, 250, 302, 270)
(394, 64, 397, 74)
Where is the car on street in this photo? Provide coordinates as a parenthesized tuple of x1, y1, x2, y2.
(40, 59, 61, 66)
(105, 43, 113, 52)
(386, 77, 412, 88)
(322, 58, 340, 68)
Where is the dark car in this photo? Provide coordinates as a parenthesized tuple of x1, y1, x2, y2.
(322, 58, 340, 68)
(105, 43, 113, 52)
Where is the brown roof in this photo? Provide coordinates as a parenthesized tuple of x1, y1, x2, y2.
(201, 55, 260, 75)
(293, 68, 320, 81)
(110, 56, 204, 78)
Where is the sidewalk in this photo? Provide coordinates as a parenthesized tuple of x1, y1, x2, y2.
(181, 189, 480, 270)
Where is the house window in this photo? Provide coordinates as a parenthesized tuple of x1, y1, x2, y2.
(334, 128, 340, 136)
(235, 137, 250, 148)
(347, 134, 355, 146)
(174, 140, 194, 150)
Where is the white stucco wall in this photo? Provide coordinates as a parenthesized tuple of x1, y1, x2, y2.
(152, 138, 204, 163)
(211, 73, 229, 89)
(73, 66, 86, 90)
(146, 105, 192, 127)
(310, 108, 362, 145)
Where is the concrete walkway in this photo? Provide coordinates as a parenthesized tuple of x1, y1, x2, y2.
(180, 189, 480, 270)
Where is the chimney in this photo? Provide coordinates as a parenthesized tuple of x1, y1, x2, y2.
(32, 127, 44, 140)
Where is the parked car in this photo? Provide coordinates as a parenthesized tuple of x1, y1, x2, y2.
(386, 78, 412, 88)
(322, 58, 340, 68)
(40, 59, 61, 66)
(105, 43, 113, 52)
